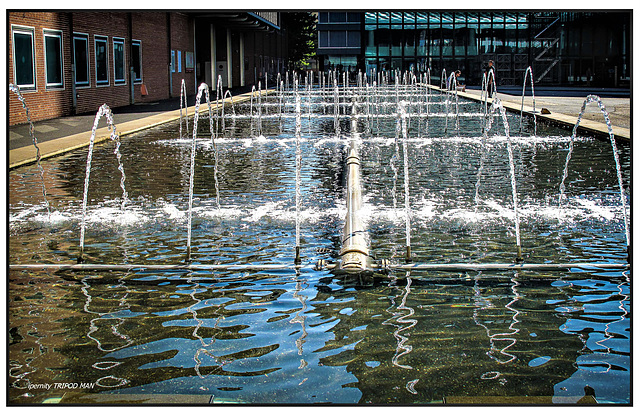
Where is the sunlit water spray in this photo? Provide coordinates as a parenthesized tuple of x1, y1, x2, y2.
(294, 81, 303, 264)
(559, 95, 630, 249)
(519, 66, 537, 136)
(186, 83, 216, 262)
(9, 83, 50, 218)
(78, 104, 128, 262)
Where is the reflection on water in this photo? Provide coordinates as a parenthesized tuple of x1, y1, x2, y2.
(9, 90, 629, 404)
(8, 266, 630, 404)
(384, 271, 417, 372)
(473, 273, 521, 365)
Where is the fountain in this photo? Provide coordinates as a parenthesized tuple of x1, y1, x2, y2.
(398, 101, 412, 262)
(78, 103, 128, 262)
(558, 94, 630, 257)
(519, 67, 537, 136)
(9, 83, 50, 217)
(8, 68, 630, 404)
(294, 84, 303, 264)
(179, 79, 189, 139)
(186, 83, 215, 262)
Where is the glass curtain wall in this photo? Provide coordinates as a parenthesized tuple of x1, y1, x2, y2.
(363, 11, 531, 85)
(361, 11, 629, 86)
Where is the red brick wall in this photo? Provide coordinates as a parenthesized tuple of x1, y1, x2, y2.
(131, 12, 170, 102)
(169, 12, 196, 96)
(72, 12, 131, 115)
(8, 12, 74, 125)
(9, 11, 195, 126)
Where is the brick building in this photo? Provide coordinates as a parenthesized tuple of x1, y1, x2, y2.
(9, 11, 285, 126)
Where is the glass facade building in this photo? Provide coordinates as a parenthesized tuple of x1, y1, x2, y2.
(317, 11, 630, 87)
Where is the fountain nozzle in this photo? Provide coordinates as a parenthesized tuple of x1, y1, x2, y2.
(515, 245, 524, 263)
(77, 253, 84, 264)
(185, 246, 191, 264)
(294, 246, 302, 265)
(405, 245, 413, 263)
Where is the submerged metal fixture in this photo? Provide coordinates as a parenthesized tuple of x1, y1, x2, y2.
(515, 245, 524, 263)
(338, 140, 372, 272)
(294, 246, 302, 265)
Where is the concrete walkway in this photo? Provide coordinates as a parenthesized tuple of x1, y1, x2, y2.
(458, 88, 630, 140)
(9, 86, 630, 169)
(9, 88, 268, 169)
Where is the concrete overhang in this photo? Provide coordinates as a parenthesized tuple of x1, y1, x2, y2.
(191, 11, 279, 32)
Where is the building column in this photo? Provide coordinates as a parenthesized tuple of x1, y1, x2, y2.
(226, 28, 233, 87)
(239, 32, 245, 87)
(210, 24, 217, 89)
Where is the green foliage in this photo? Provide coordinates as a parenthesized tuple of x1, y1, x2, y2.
(281, 12, 317, 70)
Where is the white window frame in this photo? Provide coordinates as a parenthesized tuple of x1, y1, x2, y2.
(94, 35, 109, 86)
(43, 28, 64, 89)
(73, 32, 90, 88)
(12, 25, 36, 91)
(112, 37, 126, 85)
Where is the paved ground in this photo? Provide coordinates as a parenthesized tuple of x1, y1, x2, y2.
(9, 85, 631, 169)
(464, 87, 631, 129)
(9, 83, 258, 152)
(10, 94, 199, 151)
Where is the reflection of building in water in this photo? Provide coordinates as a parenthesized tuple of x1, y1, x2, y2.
(312, 273, 584, 403)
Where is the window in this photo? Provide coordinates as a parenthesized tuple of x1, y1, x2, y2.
(13, 26, 35, 90)
(95, 36, 109, 85)
(319, 31, 328, 48)
(73, 33, 90, 87)
(177, 50, 182, 73)
(347, 12, 361, 23)
(171, 50, 176, 73)
(44, 29, 63, 89)
(132, 40, 142, 82)
(330, 31, 346, 47)
(113, 37, 125, 84)
(347, 31, 361, 48)
(329, 12, 346, 23)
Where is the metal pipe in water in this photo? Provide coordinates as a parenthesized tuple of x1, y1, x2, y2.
(339, 140, 371, 272)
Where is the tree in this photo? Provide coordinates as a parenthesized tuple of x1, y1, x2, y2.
(282, 12, 317, 70)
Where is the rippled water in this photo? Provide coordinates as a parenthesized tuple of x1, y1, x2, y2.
(9, 87, 630, 404)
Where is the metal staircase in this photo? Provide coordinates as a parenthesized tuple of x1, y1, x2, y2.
(531, 13, 562, 83)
